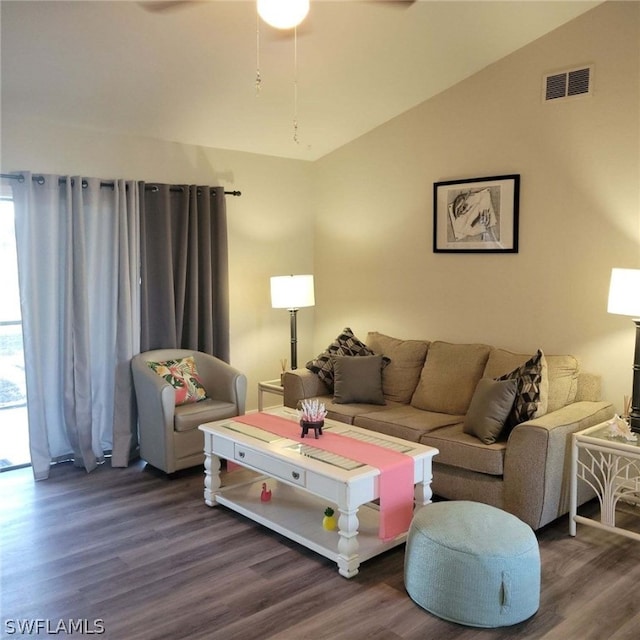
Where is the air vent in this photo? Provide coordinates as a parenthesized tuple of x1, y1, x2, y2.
(543, 65, 593, 102)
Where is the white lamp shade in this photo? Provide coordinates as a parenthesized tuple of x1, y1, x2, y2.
(608, 268, 640, 317)
(257, 0, 310, 30)
(271, 275, 315, 309)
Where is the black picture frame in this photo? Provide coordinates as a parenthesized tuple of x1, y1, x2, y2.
(433, 174, 520, 253)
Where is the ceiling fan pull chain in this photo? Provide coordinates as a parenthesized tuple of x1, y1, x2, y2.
(293, 26, 299, 144)
(256, 12, 262, 96)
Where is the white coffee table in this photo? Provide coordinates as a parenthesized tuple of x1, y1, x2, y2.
(199, 407, 439, 578)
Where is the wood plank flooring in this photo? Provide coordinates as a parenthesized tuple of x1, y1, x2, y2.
(2, 460, 640, 640)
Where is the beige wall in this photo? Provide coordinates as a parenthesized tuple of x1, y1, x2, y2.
(312, 1, 640, 411)
(1, 1, 638, 414)
(0, 117, 315, 410)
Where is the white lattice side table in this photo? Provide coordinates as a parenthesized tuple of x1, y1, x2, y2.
(257, 379, 284, 411)
(570, 421, 640, 541)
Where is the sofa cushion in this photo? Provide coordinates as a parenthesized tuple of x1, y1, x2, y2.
(310, 395, 402, 425)
(483, 347, 549, 418)
(496, 350, 545, 429)
(332, 355, 385, 405)
(306, 327, 388, 391)
(147, 355, 207, 406)
(463, 378, 518, 444)
(174, 398, 238, 432)
(420, 423, 506, 476)
(410, 342, 491, 415)
(366, 332, 429, 403)
(575, 372, 601, 403)
(354, 405, 464, 443)
(429, 462, 505, 508)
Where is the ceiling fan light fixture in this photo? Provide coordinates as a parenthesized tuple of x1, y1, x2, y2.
(257, 0, 310, 30)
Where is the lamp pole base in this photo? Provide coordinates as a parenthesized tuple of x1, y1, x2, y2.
(289, 308, 298, 370)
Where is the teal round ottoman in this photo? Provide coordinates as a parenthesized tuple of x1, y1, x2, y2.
(404, 501, 540, 628)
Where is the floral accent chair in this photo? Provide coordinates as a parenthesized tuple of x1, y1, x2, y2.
(132, 349, 247, 473)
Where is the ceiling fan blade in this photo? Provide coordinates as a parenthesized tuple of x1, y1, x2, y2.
(370, 0, 417, 7)
(138, 1, 202, 13)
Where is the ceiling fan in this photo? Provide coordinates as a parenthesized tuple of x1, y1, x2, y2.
(137, 0, 417, 144)
(139, 1, 417, 23)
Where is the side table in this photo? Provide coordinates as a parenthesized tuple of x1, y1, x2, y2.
(257, 379, 284, 411)
(570, 421, 640, 541)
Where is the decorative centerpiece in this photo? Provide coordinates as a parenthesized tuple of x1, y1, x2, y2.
(606, 414, 637, 442)
(322, 507, 338, 531)
(298, 399, 327, 439)
(260, 482, 272, 502)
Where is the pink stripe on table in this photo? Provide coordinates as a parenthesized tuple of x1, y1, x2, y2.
(232, 412, 415, 541)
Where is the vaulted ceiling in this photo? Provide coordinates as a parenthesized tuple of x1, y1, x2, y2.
(1, 1, 602, 161)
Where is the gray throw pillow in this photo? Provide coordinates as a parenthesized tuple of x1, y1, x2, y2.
(332, 355, 386, 405)
(306, 327, 381, 391)
(463, 378, 518, 444)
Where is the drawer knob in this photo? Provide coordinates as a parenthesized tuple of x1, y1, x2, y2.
(291, 471, 300, 480)
(238, 451, 245, 459)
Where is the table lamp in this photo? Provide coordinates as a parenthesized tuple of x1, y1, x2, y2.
(607, 267, 640, 432)
(271, 274, 315, 369)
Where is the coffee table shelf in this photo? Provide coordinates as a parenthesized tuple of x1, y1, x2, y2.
(214, 474, 400, 564)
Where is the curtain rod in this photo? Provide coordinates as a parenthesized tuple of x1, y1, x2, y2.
(145, 184, 242, 196)
(0, 173, 241, 197)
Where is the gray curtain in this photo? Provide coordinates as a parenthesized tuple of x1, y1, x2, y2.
(139, 184, 230, 361)
(12, 174, 140, 479)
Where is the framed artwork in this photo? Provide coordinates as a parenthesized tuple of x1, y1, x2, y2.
(433, 174, 520, 253)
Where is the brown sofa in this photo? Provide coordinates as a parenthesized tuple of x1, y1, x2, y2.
(283, 331, 614, 530)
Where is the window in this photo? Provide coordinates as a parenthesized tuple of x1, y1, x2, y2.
(0, 188, 29, 470)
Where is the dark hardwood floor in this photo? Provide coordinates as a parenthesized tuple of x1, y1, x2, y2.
(2, 460, 640, 640)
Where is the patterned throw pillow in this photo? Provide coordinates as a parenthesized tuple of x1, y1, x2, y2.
(147, 356, 208, 406)
(306, 327, 389, 391)
(495, 349, 544, 430)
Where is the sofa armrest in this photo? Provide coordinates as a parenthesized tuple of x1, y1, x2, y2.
(194, 354, 247, 415)
(504, 400, 614, 529)
(283, 369, 330, 408)
(131, 358, 177, 471)
(131, 357, 176, 433)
